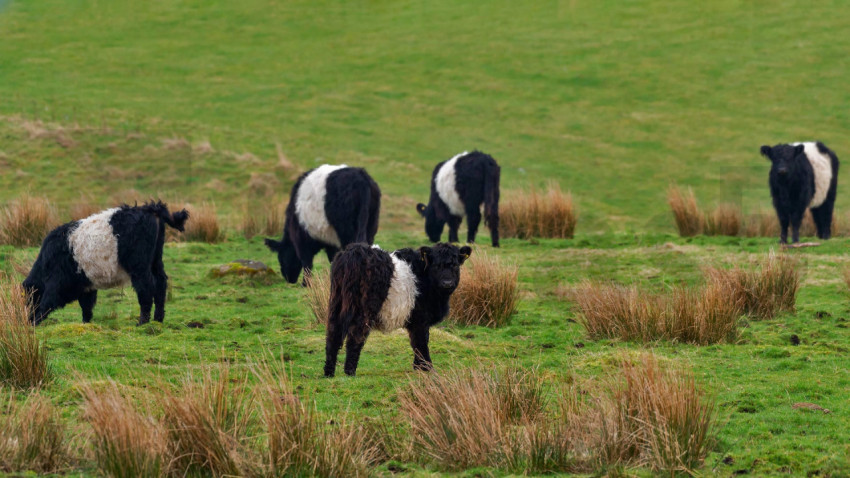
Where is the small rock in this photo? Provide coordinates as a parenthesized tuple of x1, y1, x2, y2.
(723, 456, 735, 465)
(790, 334, 800, 346)
(211, 259, 275, 278)
(792, 402, 831, 414)
(574, 342, 585, 349)
(186, 321, 205, 329)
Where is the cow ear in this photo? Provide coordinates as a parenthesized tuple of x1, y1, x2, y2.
(418, 246, 432, 267)
(794, 144, 805, 156)
(264, 238, 281, 252)
(760, 145, 772, 160)
(416, 203, 427, 217)
(458, 246, 472, 265)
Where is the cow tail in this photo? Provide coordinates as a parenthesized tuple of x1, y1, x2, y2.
(354, 180, 374, 244)
(483, 161, 500, 231)
(328, 245, 370, 335)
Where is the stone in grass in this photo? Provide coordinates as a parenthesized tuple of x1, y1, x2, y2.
(211, 259, 276, 278)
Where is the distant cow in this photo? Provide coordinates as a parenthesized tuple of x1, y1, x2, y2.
(416, 151, 500, 247)
(23, 201, 189, 325)
(265, 165, 381, 284)
(760, 142, 839, 243)
(323, 242, 471, 377)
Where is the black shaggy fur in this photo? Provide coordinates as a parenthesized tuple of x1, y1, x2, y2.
(22, 201, 189, 325)
(265, 166, 381, 284)
(416, 151, 501, 247)
(324, 242, 472, 377)
(761, 142, 839, 243)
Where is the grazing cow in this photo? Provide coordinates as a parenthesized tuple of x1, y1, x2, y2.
(760, 142, 839, 243)
(416, 151, 501, 247)
(323, 242, 472, 377)
(265, 165, 381, 284)
(22, 201, 189, 325)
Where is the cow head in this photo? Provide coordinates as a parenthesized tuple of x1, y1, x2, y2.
(761, 144, 805, 178)
(418, 243, 472, 292)
(21, 278, 43, 325)
(264, 236, 302, 284)
(416, 203, 445, 243)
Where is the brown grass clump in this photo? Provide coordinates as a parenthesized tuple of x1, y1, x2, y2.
(667, 186, 704, 237)
(704, 203, 742, 236)
(179, 202, 223, 243)
(0, 276, 49, 388)
(0, 391, 68, 473)
(162, 365, 257, 477)
(449, 249, 519, 327)
(240, 201, 286, 239)
(741, 210, 780, 238)
(0, 195, 57, 247)
(79, 381, 166, 478)
(501, 184, 577, 239)
(704, 253, 801, 319)
(254, 362, 382, 477)
(68, 196, 103, 221)
(304, 268, 331, 326)
(572, 279, 741, 345)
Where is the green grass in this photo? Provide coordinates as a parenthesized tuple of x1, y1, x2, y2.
(1, 0, 850, 475)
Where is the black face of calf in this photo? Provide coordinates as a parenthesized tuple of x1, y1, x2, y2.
(420, 243, 472, 291)
(21, 279, 44, 324)
(264, 237, 301, 283)
(416, 203, 445, 243)
(762, 144, 806, 178)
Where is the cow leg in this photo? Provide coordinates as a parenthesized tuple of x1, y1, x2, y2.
(811, 204, 834, 240)
(343, 322, 371, 376)
(466, 206, 482, 244)
(777, 211, 790, 244)
(153, 272, 168, 323)
(131, 272, 156, 326)
(407, 325, 433, 371)
(789, 208, 805, 243)
(324, 320, 346, 377)
(79, 290, 97, 324)
(447, 215, 462, 243)
(325, 246, 339, 264)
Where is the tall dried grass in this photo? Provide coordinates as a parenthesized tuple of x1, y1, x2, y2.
(68, 196, 103, 221)
(0, 391, 68, 473)
(241, 201, 286, 239)
(0, 195, 57, 247)
(0, 276, 49, 388)
(704, 203, 741, 236)
(449, 249, 519, 327)
(179, 202, 223, 243)
(501, 184, 577, 239)
(667, 186, 704, 237)
(79, 381, 166, 478)
(571, 279, 741, 345)
(704, 253, 800, 319)
(162, 365, 258, 477)
(303, 268, 330, 326)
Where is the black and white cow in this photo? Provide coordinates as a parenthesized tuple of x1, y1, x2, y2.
(323, 242, 471, 377)
(416, 151, 501, 247)
(265, 165, 381, 284)
(760, 142, 839, 243)
(22, 201, 189, 325)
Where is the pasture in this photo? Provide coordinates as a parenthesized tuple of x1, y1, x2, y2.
(0, 0, 849, 476)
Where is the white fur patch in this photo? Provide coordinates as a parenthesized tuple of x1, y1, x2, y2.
(294, 164, 348, 248)
(435, 152, 469, 217)
(376, 253, 418, 332)
(68, 208, 131, 290)
(793, 142, 833, 208)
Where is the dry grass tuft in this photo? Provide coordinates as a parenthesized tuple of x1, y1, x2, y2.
(0, 195, 58, 247)
(667, 186, 704, 237)
(303, 269, 331, 327)
(501, 184, 577, 239)
(572, 279, 741, 345)
(741, 210, 780, 238)
(0, 276, 49, 388)
(449, 249, 519, 327)
(162, 365, 257, 477)
(240, 201, 286, 239)
(704, 253, 800, 319)
(68, 196, 103, 221)
(0, 391, 68, 473)
(179, 202, 224, 243)
(80, 381, 165, 478)
(254, 361, 382, 477)
(704, 203, 741, 236)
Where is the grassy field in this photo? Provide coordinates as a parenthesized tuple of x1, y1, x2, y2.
(1, 0, 850, 476)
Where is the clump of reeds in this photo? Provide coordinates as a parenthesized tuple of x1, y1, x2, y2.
(449, 248, 519, 327)
(704, 203, 741, 236)
(240, 201, 286, 239)
(303, 268, 331, 326)
(0, 195, 57, 247)
(179, 202, 223, 243)
(68, 196, 103, 221)
(741, 210, 779, 238)
(571, 279, 741, 345)
(501, 184, 577, 239)
(79, 381, 165, 478)
(704, 253, 800, 319)
(0, 276, 49, 388)
(0, 391, 68, 473)
(667, 186, 704, 237)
